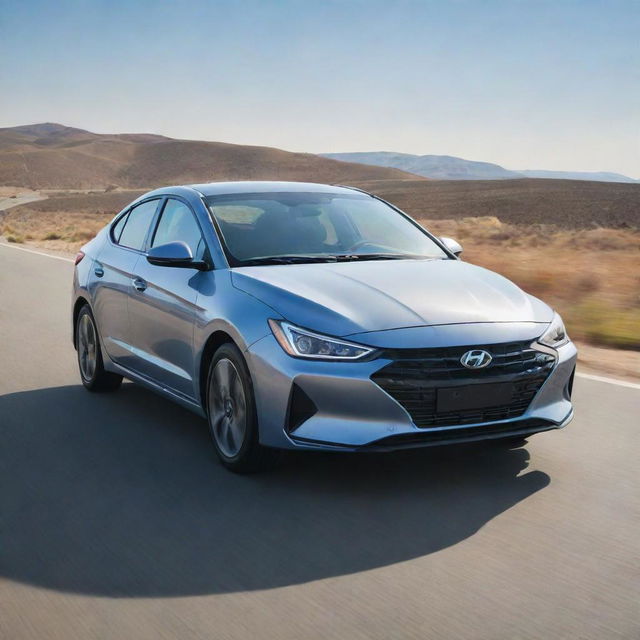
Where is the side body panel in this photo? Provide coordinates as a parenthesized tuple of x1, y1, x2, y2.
(127, 260, 202, 398)
(192, 270, 280, 405)
(90, 242, 140, 367)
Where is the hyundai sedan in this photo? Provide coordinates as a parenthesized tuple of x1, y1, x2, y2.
(72, 181, 576, 471)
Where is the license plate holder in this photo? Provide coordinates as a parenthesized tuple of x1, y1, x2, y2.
(437, 383, 514, 413)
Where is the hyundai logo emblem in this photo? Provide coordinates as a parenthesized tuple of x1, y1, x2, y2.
(460, 349, 492, 369)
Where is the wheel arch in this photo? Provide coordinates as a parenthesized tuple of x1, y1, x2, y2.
(199, 330, 239, 411)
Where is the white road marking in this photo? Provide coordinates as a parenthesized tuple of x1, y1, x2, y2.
(2, 240, 639, 390)
(0, 241, 74, 263)
(576, 372, 640, 390)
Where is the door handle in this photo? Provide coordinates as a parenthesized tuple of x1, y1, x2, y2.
(133, 277, 147, 292)
(94, 264, 104, 278)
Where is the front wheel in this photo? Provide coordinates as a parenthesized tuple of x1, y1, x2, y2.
(76, 305, 122, 392)
(206, 343, 279, 473)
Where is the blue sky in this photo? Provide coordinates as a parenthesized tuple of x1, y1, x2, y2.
(1, 0, 638, 176)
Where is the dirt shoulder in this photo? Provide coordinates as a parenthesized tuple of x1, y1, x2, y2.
(574, 342, 639, 382)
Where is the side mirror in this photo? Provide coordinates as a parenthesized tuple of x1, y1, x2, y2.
(439, 236, 463, 257)
(147, 241, 208, 270)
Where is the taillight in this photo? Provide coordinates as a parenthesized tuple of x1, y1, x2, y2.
(74, 251, 85, 265)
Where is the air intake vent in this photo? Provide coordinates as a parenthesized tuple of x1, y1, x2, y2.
(286, 383, 317, 433)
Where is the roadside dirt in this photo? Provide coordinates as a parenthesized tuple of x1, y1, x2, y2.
(574, 342, 639, 382)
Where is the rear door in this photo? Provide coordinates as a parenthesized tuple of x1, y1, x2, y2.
(92, 198, 161, 369)
(126, 197, 209, 398)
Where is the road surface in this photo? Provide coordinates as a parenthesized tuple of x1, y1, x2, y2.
(1, 243, 638, 640)
(0, 190, 47, 213)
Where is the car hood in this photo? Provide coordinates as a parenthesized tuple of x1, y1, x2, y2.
(231, 259, 553, 337)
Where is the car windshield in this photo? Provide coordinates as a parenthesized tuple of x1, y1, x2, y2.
(205, 191, 449, 266)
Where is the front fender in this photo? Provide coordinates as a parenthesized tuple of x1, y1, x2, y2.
(193, 270, 283, 402)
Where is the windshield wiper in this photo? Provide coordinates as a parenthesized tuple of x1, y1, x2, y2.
(330, 253, 426, 262)
(239, 253, 435, 266)
(240, 254, 338, 266)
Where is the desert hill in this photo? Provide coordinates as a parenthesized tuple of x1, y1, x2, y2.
(0, 123, 422, 189)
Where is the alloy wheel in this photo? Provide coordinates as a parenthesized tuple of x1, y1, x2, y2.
(78, 313, 97, 382)
(209, 358, 247, 458)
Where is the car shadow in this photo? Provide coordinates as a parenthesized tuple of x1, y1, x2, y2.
(0, 383, 549, 597)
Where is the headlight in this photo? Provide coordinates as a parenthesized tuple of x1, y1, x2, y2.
(268, 319, 375, 360)
(538, 312, 569, 348)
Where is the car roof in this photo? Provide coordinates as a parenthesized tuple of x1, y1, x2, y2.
(128, 181, 372, 209)
(188, 181, 369, 197)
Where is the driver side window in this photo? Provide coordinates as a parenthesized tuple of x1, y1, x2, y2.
(152, 199, 205, 259)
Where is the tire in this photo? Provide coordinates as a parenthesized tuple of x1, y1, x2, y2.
(206, 343, 280, 473)
(76, 305, 123, 392)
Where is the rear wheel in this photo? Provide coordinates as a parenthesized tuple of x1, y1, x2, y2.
(76, 305, 122, 392)
(206, 343, 279, 473)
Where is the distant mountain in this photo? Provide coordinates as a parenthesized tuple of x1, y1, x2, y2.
(0, 123, 422, 189)
(321, 152, 523, 180)
(518, 170, 638, 183)
(322, 151, 638, 183)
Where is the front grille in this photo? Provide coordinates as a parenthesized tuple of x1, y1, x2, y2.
(371, 340, 555, 428)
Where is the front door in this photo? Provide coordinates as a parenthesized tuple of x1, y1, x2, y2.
(127, 198, 208, 399)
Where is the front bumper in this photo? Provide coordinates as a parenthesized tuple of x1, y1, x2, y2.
(246, 333, 577, 451)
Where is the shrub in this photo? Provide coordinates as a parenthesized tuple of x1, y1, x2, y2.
(566, 300, 640, 350)
(70, 230, 97, 242)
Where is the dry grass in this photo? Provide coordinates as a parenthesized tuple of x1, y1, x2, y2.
(0, 190, 143, 251)
(1, 209, 112, 253)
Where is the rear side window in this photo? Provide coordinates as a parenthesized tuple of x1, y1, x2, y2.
(152, 198, 205, 259)
(118, 200, 159, 250)
(111, 212, 129, 243)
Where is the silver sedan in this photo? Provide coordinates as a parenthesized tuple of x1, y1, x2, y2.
(72, 181, 576, 472)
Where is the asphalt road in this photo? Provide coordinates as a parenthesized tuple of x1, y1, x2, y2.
(1, 242, 639, 640)
(0, 190, 46, 212)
